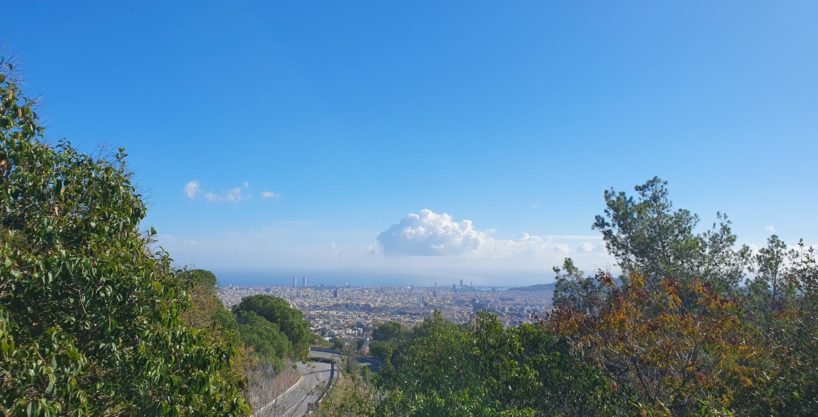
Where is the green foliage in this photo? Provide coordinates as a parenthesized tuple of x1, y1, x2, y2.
(181, 268, 218, 289)
(177, 268, 250, 393)
(552, 273, 762, 415)
(329, 337, 346, 350)
(313, 372, 380, 417)
(372, 321, 404, 341)
(374, 312, 623, 417)
(233, 294, 312, 360)
(553, 258, 611, 317)
(180, 269, 238, 338)
(369, 321, 406, 362)
(552, 178, 818, 416)
(593, 177, 749, 293)
(368, 340, 395, 362)
(739, 239, 818, 416)
(0, 62, 248, 416)
(234, 310, 292, 369)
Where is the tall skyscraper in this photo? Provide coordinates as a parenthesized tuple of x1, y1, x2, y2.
(302, 276, 307, 287)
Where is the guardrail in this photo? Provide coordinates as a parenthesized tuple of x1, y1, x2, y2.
(251, 374, 306, 417)
(306, 357, 338, 415)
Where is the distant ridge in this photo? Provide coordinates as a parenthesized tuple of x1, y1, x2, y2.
(508, 283, 556, 292)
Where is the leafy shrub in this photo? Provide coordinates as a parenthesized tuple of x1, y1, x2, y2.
(0, 61, 249, 416)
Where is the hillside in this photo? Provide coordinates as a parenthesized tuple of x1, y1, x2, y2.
(507, 283, 556, 292)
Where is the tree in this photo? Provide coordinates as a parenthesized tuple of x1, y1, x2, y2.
(178, 269, 251, 389)
(375, 312, 623, 417)
(0, 61, 248, 416)
(746, 235, 796, 331)
(180, 269, 238, 334)
(552, 258, 611, 317)
(593, 177, 749, 294)
(233, 294, 312, 359)
(369, 321, 405, 362)
(182, 268, 218, 288)
(551, 179, 818, 416)
(550, 274, 761, 416)
(377, 312, 502, 417)
(740, 239, 818, 416)
(234, 310, 292, 369)
(372, 321, 404, 341)
(470, 313, 627, 416)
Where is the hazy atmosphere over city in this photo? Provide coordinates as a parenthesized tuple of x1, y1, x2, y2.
(4, 1, 817, 286)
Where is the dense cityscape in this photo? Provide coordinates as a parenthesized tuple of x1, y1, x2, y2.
(218, 280, 554, 341)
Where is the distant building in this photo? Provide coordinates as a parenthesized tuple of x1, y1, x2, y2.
(472, 299, 490, 313)
(460, 279, 464, 288)
(291, 275, 296, 288)
(333, 288, 338, 298)
(302, 276, 307, 287)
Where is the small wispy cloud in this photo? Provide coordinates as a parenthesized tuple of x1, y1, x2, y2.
(765, 225, 776, 235)
(205, 187, 247, 203)
(187, 180, 254, 203)
(184, 180, 201, 199)
(261, 191, 281, 199)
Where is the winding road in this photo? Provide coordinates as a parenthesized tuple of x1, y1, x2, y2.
(253, 350, 339, 417)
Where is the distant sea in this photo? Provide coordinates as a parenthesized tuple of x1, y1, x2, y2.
(211, 268, 551, 289)
(213, 269, 439, 287)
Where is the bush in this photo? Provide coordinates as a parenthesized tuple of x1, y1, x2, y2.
(0, 62, 249, 416)
(233, 294, 312, 359)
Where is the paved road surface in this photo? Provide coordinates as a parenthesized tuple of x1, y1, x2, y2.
(310, 348, 380, 371)
(254, 351, 339, 417)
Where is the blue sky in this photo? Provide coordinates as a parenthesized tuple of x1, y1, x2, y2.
(3, 1, 818, 285)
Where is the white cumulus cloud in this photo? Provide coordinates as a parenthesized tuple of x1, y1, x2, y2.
(377, 209, 605, 260)
(261, 191, 281, 199)
(184, 180, 201, 199)
(377, 209, 488, 256)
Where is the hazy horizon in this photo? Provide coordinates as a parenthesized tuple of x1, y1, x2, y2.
(207, 267, 566, 288)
